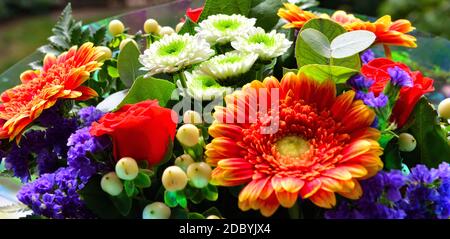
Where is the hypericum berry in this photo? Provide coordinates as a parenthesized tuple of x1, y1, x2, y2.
(176, 124, 200, 147)
(162, 166, 188, 192)
(158, 26, 175, 36)
(206, 215, 221, 219)
(100, 172, 123, 196)
(175, 154, 195, 171)
(438, 98, 450, 119)
(142, 202, 171, 219)
(115, 157, 139, 180)
(398, 133, 417, 152)
(183, 110, 202, 124)
(96, 46, 113, 61)
(187, 162, 212, 188)
(108, 19, 125, 36)
(175, 22, 184, 33)
(119, 38, 138, 51)
(144, 18, 160, 34)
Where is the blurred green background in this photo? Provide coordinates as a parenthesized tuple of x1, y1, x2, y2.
(0, 0, 449, 74)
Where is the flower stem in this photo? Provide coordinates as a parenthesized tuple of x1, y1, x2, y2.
(383, 44, 392, 59)
(288, 201, 303, 219)
(178, 71, 188, 88)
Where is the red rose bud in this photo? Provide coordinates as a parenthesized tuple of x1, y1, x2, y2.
(185, 7, 203, 23)
(90, 100, 177, 166)
(361, 58, 434, 127)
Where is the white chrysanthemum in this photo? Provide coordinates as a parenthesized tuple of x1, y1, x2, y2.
(231, 27, 293, 61)
(139, 33, 215, 76)
(198, 51, 258, 83)
(195, 14, 256, 45)
(183, 71, 232, 101)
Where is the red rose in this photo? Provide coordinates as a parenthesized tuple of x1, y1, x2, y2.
(90, 100, 177, 166)
(185, 7, 203, 23)
(361, 58, 434, 127)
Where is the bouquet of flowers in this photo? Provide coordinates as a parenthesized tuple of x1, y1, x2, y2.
(0, 0, 449, 219)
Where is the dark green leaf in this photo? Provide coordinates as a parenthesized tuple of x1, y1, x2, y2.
(178, 17, 198, 35)
(405, 97, 450, 167)
(158, 138, 174, 166)
(110, 191, 132, 216)
(78, 175, 122, 219)
(199, 0, 252, 22)
(202, 207, 223, 218)
(282, 67, 298, 75)
(52, 3, 73, 40)
(124, 180, 135, 197)
(249, 0, 283, 31)
(384, 138, 403, 170)
(298, 64, 358, 84)
(48, 35, 70, 49)
(92, 26, 107, 45)
(171, 207, 189, 219)
(117, 40, 143, 87)
(116, 76, 176, 109)
(134, 172, 151, 188)
(188, 213, 205, 219)
(164, 190, 178, 208)
(295, 18, 361, 70)
(176, 190, 188, 209)
(202, 184, 218, 201)
(38, 45, 60, 55)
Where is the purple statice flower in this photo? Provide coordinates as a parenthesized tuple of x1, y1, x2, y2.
(78, 106, 104, 127)
(325, 163, 450, 219)
(67, 126, 111, 180)
(347, 75, 374, 90)
(4, 144, 31, 182)
(17, 167, 93, 219)
(356, 92, 388, 108)
(361, 49, 375, 64)
(388, 66, 413, 87)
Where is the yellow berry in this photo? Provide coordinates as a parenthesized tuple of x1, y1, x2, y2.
(187, 162, 212, 188)
(119, 38, 138, 51)
(115, 157, 139, 180)
(158, 26, 175, 36)
(176, 124, 200, 147)
(100, 172, 123, 196)
(142, 202, 171, 219)
(398, 133, 417, 152)
(175, 22, 184, 33)
(108, 19, 125, 36)
(206, 215, 221, 219)
(144, 18, 160, 34)
(162, 166, 188, 192)
(183, 110, 202, 124)
(96, 46, 112, 61)
(175, 154, 195, 171)
(438, 98, 450, 119)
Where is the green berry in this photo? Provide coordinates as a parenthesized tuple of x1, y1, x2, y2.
(398, 133, 417, 152)
(115, 157, 139, 180)
(187, 162, 212, 188)
(176, 124, 200, 147)
(144, 19, 160, 34)
(438, 98, 450, 119)
(142, 202, 171, 219)
(175, 154, 195, 171)
(100, 172, 123, 196)
(162, 166, 188, 192)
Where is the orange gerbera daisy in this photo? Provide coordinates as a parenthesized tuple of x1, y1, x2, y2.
(278, 3, 416, 48)
(0, 42, 103, 141)
(205, 72, 383, 217)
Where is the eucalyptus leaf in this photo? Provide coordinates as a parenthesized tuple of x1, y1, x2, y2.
(117, 41, 144, 88)
(330, 30, 376, 59)
(116, 76, 176, 109)
(300, 28, 331, 58)
(298, 64, 358, 84)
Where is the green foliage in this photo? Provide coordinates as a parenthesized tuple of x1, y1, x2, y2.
(298, 64, 358, 84)
(117, 41, 144, 87)
(199, 0, 252, 22)
(402, 97, 450, 167)
(178, 18, 198, 35)
(249, 0, 284, 31)
(295, 18, 361, 70)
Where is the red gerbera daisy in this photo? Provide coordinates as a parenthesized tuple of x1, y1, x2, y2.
(0, 42, 103, 141)
(205, 72, 383, 217)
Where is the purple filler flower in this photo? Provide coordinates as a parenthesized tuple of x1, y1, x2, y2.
(78, 106, 104, 127)
(348, 75, 374, 90)
(388, 66, 413, 87)
(361, 49, 375, 64)
(356, 92, 388, 108)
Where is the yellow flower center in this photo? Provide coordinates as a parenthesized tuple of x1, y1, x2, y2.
(275, 135, 310, 158)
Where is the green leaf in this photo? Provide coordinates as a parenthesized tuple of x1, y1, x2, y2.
(330, 30, 376, 59)
(176, 191, 188, 209)
(202, 207, 223, 218)
(117, 41, 144, 88)
(384, 138, 403, 170)
(199, 0, 252, 22)
(178, 17, 198, 35)
(249, 0, 283, 31)
(202, 184, 218, 201)
(171, 208, 189, 219)
(188, 213, 205, 219)
(300, 29, 331, 58)
(282, 67, 298, 75)
(110, 191, 132, 216)
(52, 3, 74, 40)
(48, 35, 70, 49)
(92, 26, 107, 45)
(404, 97, 450, 167)
(158, 138, 174, 166)
(295, 18, 361, 70)
(107, 66, 119, 78)
(78, 175, 122, 219)
(164, 190, 178, 208)
(185, 187, 205, 204)
(116, 76, 176, 109)
(124, 180, 135, 198)
(298, 64, 358, 84)
(134, 172, 151, 188)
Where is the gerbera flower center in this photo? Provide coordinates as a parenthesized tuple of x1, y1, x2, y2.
(275, 135, 310, 158)
(213, 19, 240, 31)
